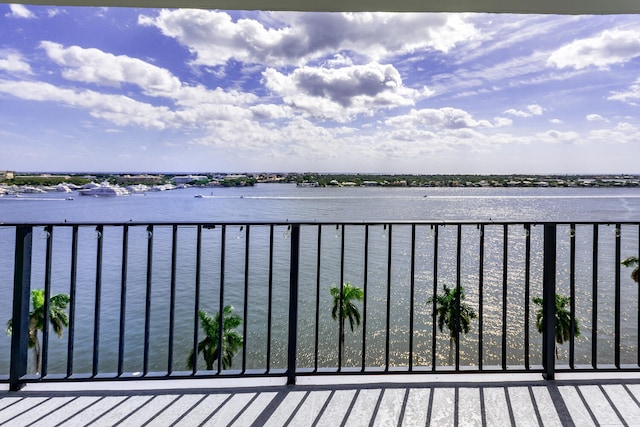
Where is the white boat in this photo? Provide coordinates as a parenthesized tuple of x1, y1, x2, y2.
(78, 182, 129, 196)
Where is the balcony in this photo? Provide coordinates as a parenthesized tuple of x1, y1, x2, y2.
(2, 220, 640, 388)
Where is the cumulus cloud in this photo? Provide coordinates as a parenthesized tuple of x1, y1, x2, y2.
(589, 122, 640, 144)
(0, 79, 174, 129)
(41, 41, 182, 98)
(385, 107, 492, 130)
(0, 52, 32, 74)
(503, 104, 544, 117)
(540, 130, 582, 144)
(6, 4, 35, 19)
(608, 77, 640, 105)
(548, 29, 640, 70)
(263, 62, 426, 121)
(586, 113, 607, 122)
(138, 10, 478, 67)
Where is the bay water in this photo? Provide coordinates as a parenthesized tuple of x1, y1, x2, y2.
(1, 184, 640, 376)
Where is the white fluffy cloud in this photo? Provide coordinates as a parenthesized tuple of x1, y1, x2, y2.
(41, 41, 182, 98)
(263, 62, 426, 121)
(0, 79, 175, 129)
(138, 10, 478, 67)
(608, 77, 640, 105)
(386, 107, 492, 130)
(504, 104, 544, 117)
(548, 29, 640, 70)
(6, 4, 35, 19)
(0, 52, 32, 74)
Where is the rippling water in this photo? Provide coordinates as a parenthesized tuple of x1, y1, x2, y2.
(1, 184, 639, 375)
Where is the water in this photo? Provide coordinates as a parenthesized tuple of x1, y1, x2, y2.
(1, 184, 639, 376)
(2, 184, 640, 223)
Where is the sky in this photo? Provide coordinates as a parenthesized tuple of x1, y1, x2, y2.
(1, 5, 640, 174)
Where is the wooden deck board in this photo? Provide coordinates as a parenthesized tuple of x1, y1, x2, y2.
(2, 378, 640, 426)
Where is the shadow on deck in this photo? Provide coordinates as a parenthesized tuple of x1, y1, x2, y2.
(2, 373, 640, 426)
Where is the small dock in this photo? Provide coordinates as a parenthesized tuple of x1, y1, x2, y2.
(2, 373, 640, 426)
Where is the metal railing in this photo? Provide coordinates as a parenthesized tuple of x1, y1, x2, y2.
(2, 221, 639, 390)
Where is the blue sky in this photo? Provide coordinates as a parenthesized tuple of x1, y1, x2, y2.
(1, 5, 640, 173)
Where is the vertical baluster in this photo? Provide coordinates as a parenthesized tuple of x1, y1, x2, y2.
(502, 224, 508, 371)
(167, 225, 178, 375)
(385, 224, 392, 372)
(118, 225, 128, 377)
(10, 226, 33, 391)
(67, 225, 78, 378)
(361, 225, 369, 372)
(143, 225, 153, 376)
(191, 225, 202, 375)
(638, 224, 640, 368)
(267, 225, 275, 373)
(431, 224, 439, 371)
(218, 225, 226, 374)
(41, 225, 53, 378)
(93, 225, 103, 377)
(314, 225, 321, 372)
(615, 224, 621, 369)
(409, 224, 416, 371)
(592, 224, 598, 369)
(542, 224, 556, 380)
(338, 224, 345, 371)
(455, 224, 462, 371)
(478, 224, 485, 371)
(242, 225, 250, 374)
(524, 224, 531, 371)
(569, 224, 576, 369)
(287, 224, 300, 385)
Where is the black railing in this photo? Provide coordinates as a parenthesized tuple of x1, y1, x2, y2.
(1, 221, 639, 390)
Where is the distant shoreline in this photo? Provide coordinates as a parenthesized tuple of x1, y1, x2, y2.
(1, 171, 640, 189)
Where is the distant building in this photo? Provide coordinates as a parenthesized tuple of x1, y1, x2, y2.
(173, 175, 208, 184)
(0, 171, 14, 180)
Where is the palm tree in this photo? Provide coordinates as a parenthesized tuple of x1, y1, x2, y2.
(6, 289, 70, 374)
(330, 282, 364, 350)
(622, 256, 639, 283)
(187, 305, 243, 370)
(533, 293, 580, 358)
(427, 284, 477, 365)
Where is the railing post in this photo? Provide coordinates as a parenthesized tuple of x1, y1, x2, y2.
(10, 226, 33, 391)
(542, 224, 556, 380)
(287, 224, 300, 385)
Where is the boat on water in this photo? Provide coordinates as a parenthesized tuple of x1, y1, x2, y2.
(78, 182, 129, 196)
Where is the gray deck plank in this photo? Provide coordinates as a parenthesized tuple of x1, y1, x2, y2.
(287, 389, 332, 426)
(508, 386, 539, 427)
(3, 377, 640, 426)
(172, 393, 230, 426)
(602, 384, 640, 426)
(558, 386, 596, 427)
(483, 387, 511, 426)
(530, 386, 562, 427)
(31, 396, 101, 427)
(344, 388, 382, 427)
(263, 390, 306, 427)
(230, 391, 278, 427)
(314, 389, 357, 426)
(203, 392, 256, 426)
(402, 388, 430, 426)
(59, 395, 128, 426)
(144, 394, 207, 427)
(458, 387, 482, 427)
(372, 388, 405, 427)
(429, 387, 456, 426)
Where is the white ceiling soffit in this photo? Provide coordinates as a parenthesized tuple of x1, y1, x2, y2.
(1, 0, 640, 14)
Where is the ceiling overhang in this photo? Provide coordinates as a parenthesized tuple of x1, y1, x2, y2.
(1, 0, 640, 14)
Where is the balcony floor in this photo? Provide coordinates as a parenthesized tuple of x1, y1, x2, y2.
(2, 373, 640, 426)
